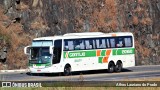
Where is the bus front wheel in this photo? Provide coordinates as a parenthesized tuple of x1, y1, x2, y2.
(108, 62, 115, 73)
(64, 65, 71, 76)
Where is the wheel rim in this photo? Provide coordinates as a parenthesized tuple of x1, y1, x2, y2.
(110, 67, 114, 72)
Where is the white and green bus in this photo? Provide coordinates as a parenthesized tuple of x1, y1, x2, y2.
(24, 32, 135, 75)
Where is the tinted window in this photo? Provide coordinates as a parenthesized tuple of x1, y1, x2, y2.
(95, 38, 106, 49)
(53, 40, 62, 64)
(74, 39, 85, 50)
(109, 36, 132, 48)
(32, 40, 53, 46)
(106, 39, 110, 48)
(63, 36, 133, 51)
(110, 38, 116, 48)
(116, 37, 125, 47)
(64, 40, 74, 50)
(124, 37, 132, 47)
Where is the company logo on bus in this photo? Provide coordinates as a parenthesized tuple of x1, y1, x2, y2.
(69, 52, 85, 57)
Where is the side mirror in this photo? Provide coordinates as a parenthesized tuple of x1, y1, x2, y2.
(49, 46, 54, 54)
(24, 46, 31, 55)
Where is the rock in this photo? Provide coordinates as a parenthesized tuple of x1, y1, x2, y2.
(0, 0, 160, 69)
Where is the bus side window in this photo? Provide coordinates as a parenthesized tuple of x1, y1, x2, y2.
(89, 39, 95, 49)
(110, 38, 116, 48)
(92, 39, 96, 49)
(68, 41, 74, 50)
(96, 39, 100, 49)
(64, 40, 69, 51)
(106, 38, 110, 48)
(74, 39, 85, 50)
(116, 37, 125, 48)
(85, 40, 90, 49)
(79, 40, 85, 50)
(74, 40, 80, 50)
(124, 37, 132, 47)
(101, 39, 106, 48)
(96, 39, 106, 49)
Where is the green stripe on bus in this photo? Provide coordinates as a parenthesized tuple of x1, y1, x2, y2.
(101, 50, 106, 56)
(98, 57, 103, 63)
(36, 64, 42, 66)
(64, 52, 67, 58)
(64, 48, 135, 58)
(112, 48, 135, 55)
(64, 50, 96, 58)
(29, 63, 51, 66)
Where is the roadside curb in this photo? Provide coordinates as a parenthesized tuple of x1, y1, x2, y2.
(0, 69, 29, 73)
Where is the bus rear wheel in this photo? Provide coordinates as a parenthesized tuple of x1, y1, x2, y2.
(115, 61, 122, 72)
(108, 62, 115, 73)
(64, 65, 71, 76)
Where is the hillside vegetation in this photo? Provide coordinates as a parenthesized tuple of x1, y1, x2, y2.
(0, 0, 159, 69)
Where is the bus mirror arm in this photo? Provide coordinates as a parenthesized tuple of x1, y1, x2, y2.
(24, 46, 31, 55)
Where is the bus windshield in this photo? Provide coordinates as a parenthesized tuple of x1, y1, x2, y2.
(30, 47, 51, 64)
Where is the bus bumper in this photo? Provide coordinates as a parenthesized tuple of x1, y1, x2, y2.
(29, 67, 54, 73)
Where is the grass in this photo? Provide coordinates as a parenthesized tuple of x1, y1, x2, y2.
(0, 86, 160, 90)
(1, 77, 160, 90)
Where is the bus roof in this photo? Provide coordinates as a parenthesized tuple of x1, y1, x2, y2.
(33, 32, 133, 40)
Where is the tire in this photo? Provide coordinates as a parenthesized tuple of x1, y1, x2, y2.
(108, 62, 115, 73)
(115, 61, 122, 72)
(64, 65, 71, 76)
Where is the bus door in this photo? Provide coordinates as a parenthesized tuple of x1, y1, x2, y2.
(52, 39, 62, 72)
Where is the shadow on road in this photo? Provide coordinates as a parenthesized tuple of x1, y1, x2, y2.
(26, 68, 132, 77)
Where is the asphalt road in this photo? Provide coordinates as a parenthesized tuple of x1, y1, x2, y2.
(1, 65, 160, 81)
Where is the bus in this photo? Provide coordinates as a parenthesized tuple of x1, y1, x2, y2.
(24, 32, 135, 76)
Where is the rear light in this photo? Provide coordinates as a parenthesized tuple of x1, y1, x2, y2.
(37, 70, 41, 72)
